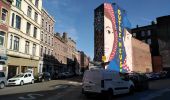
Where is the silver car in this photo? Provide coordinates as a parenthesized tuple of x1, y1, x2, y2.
(0, 71, 7, 89)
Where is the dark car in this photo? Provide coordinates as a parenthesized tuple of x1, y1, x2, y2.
(38, 72, 51, 82)
(129, 73, 149, 91)
(0, 71, 7, 89)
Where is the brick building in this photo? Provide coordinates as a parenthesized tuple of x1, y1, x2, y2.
(132, 38, 152, 72)
(40, 8, 55, 74)
(131, 15, 170, 72)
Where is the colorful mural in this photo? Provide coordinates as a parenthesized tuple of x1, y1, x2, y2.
(104, 3, 132, 73)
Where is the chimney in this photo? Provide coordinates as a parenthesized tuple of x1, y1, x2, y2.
(63, 32, 68, 40)
(151, 21, 155, 25)
(136, 25, 139, 28)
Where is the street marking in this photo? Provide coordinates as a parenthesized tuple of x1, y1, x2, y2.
(55, 84, 69, 89)
(140, 88, 170, 100)
(68, 81, 82, 86)
(18, 94, 44, 100)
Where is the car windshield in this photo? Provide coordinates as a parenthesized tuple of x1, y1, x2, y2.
(14, 74, 24, 78)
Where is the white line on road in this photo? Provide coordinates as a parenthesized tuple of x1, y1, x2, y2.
(68, 81, 82, 86)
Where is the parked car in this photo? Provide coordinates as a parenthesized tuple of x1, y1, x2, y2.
(128, 73, 149, 91)
(0, 71, 7, 89)
(8, 72, 34, 86)
(38, 72, 51, 82)
(82, 69, 134, 99)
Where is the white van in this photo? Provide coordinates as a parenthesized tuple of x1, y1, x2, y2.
(82, 69, 134, 97)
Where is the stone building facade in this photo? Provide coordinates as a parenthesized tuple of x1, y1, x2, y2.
(7, 0, 42, 78)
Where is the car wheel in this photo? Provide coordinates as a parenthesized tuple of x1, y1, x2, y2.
(0, 82, 5, 89)
(31, 79, 34, 84)
(129, 86, 134, 94)
(20, 81, 24, 86)
(105, 89, 113, 100)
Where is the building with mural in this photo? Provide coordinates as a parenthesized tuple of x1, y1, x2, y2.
(94, 3, 152, 73)
(0, 0, 13, 76)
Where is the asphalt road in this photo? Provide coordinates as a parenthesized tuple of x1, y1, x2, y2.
(0, 77, 170, 100)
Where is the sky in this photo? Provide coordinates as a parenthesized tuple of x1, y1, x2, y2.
(43, 0, 170, 60)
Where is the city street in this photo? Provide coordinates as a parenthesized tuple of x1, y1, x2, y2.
(1, 77, 170, 100)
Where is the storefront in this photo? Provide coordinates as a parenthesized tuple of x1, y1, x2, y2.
(7, 56, 39, 78)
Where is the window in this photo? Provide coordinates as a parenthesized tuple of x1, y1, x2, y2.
(46, 22, 47, 30)
(51, 27, 53, 33)
(0, 31, 5, 46)
(48, 36, 50, 45)
(48, 49, 50, 55)
(13, 36, 19, 51)
(0, 72, 5, 77)
(147, 39, 151, 45)
(16, 0, 22, 9)
(35, 0, 39, 8)
(41, 32, 43, 41)
(40, 46, 43, 57)
(51, 38, 53, 46)
(49, 25, 50, 32)
(141, 31, 145, 37)
(32, 44, 36, 56)
(27, 6, 32, 18)
(45, 34, 47, 43)
(25, 41, 29, 54)
(133, 33, 136, 37)
(11, 13, 15, 27)
(51, 50, 53, 56)
(1, 8, 8, 23)
(44, 47, 47, 55)
(24, 74, 28, 78)
(10, 35, 13, 49)
(28, 74, 31, 77)
(26, 22, 31, 34)
(148, 30, 151, 36)
(34, 12, 38, 22)
(16, 15, 21, 29)
(42, 19, 44, 27)
(33, 27, 37, 38)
